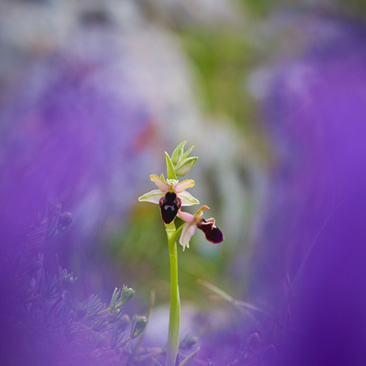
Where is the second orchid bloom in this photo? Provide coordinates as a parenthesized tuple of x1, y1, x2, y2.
(178, 205, 224, 250)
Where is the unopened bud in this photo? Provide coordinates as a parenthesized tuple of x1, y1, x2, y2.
(121, 285, 135, 305)
(130, 315, 148, 339)
(180, 145, 194, 161)
(175, 156, 198, 177)
(171, 141, 187, 165)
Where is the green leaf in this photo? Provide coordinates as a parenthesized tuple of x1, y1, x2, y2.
(197, 279, 269, 316)
(175, 157, 198, 177)
(178, 347, 200, 366)
(171, 141, 187, 165)
(165, 152, 177, 180)
(172, 223, 184, 243)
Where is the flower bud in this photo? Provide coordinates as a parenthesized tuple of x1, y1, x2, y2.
(175, 157, 198, 177)
(180, 145, 194, 161)
(121, 285, 135, 304)
(130, 315, 148, 339)
(171, 141, 186, 165)
(165, 152, 177, 180)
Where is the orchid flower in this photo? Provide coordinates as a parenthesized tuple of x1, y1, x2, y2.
(138, 174, 199, 224)
(178, 206, 224, 250)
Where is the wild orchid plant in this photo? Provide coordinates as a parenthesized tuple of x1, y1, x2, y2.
(138, 141, 224, 366)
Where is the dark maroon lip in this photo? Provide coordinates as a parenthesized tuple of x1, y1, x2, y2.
(159, 192, 182, 224)
(197, 218, 224, 244)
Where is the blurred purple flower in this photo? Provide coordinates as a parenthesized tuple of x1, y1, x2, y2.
(0, 50, 150, 237)
(0, 27, 157, 365)
(0, 27, 163, 266)
(255, 18, 366, 366)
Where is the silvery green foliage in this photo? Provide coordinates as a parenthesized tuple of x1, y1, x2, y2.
(0, 202, 147, 366)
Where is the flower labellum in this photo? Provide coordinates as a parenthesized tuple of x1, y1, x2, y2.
(159, 192, 181, 224)
(197, 218, 224, 244)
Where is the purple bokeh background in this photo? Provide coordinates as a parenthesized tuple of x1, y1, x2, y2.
(1, 6, 366, 366)
(0, 29, 157, 365)
(254, 18, 366, 366)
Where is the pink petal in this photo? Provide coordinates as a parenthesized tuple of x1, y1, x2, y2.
(174, 179, 195, 193)
(178, 210, 195, 223)
(150, 174, 169, 192)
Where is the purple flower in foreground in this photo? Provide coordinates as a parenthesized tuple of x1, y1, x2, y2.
(0, 25, 155, 366)
(178, 205, 224, 250)
(256, 17, 366, 366)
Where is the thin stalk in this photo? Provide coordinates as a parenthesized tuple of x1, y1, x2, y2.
(165, 222, 180, 366)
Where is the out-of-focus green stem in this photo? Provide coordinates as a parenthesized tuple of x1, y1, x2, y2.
(165, 222, 180, 366)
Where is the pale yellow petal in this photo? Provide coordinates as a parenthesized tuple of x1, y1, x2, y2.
(150, 174, 169, 192)
(174, 179, 195, 193)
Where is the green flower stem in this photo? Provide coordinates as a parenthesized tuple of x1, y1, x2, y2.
(165, 222, 180, 366)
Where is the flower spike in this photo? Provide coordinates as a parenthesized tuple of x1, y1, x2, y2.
(137, 141, 224, 366)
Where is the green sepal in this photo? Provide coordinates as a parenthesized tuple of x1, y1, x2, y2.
(160, 173, 165, 180)
(175, 156, 198, 177)
(178, 347, 200, 366)
(171, 141, 187, 165)
(165, 151, 177, 180)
